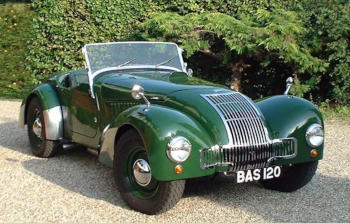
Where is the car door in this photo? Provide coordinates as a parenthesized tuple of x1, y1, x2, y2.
(70, 82, 98, 139)
(57, 71, 99, 146)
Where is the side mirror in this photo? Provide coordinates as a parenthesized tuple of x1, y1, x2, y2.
(284, 76, 294, 95)
(131, 84, 144, 100)
(187, 68, 193, 77)
(131, 84, 150, 108)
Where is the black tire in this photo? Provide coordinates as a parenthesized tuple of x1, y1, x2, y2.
(26, 97, 59, 158)
(114, 129, 185, 215)
(260, 161, 318, 192)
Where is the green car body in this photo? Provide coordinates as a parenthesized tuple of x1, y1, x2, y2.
(19, 42, 324, 214)
(19, 69, 324, 181)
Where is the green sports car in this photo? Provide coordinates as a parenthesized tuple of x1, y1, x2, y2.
(19, 42, 324, 214)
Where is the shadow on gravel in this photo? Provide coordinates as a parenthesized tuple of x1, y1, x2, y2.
(0, 120, 31, 155)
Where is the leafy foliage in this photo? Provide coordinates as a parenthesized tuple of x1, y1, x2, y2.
(139, 10, 325, 93)
(1, 0, 349, 105)
(287, 0, 350, 104)
(26, 0, 159, 84)
(0, 3, 34, 98)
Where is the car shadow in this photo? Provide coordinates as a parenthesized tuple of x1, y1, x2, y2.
(0, 120, 32, 156)
(1, 120, 349, 221)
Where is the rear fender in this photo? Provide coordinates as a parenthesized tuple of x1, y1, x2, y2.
(19, 83, 63, 140)
(99, 105, 216, 181)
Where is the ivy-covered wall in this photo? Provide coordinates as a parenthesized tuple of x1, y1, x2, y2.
(0, 2, 34, 98)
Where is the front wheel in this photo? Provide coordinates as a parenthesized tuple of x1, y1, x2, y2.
(260, 161, 318, 192)
(114, 129, 185, 215)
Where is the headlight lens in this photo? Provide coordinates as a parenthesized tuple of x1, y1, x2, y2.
(166, 136, 192, 163)
(305, 124, 324, 147)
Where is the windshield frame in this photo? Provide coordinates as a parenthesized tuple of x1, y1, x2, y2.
(82, 41, 186, 98)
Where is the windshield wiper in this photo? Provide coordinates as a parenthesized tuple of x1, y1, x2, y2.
(155, 55, 177, 67)
(117, 58, 137, 67)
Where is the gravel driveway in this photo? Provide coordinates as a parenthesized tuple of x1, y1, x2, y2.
(0, 100, 349, 223)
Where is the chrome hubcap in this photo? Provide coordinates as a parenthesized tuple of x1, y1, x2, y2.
(133, 159, 152, 187)
(33, 117, 42, 138)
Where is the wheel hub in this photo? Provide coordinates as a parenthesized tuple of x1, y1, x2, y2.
(32, 117, 42, 138)
(133, 159, 152, 187)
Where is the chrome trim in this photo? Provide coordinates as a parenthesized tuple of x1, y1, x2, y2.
(99, 124, 111, 149)
(131, 84, 151, 108)
(200, 138, 297, 171)
(284, 76, 293, 95)
(32, 117, 42, 138)
(133, 159, 152, 186)
(95, 93, 100, 111)
(200, 92, 297, 171)
(305, 123, 324, 147)
(201, 92, 271, 146)
(166, 136, 192, 163)
(42, 106, 63, 140)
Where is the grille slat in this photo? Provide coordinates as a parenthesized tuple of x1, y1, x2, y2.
(206, 93, 269, 147)
(200, 92, 297, 171)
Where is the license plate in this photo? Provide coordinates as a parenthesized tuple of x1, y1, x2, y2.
(236, 166, 281, 183)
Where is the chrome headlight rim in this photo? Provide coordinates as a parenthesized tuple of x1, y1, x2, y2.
(305, 123, 324, 148)
(166, 136, 192, 163)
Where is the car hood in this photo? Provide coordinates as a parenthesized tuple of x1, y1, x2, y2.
(97, 71, 221, 95)
(97, 71, 270, 145)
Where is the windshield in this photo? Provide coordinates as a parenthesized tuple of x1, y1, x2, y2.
(83, 42, 184, 75)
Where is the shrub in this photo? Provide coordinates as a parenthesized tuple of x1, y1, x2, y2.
(21, 0, 350, 104)
(138, 10, 326, 96)
(0, 3, 34, 98)
(285, 0, 350, 104)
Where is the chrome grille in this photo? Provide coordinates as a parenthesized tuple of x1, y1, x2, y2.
(200, 92, 297, 171)
(202, 92, 269, 146)
(200, 138, 297, 171)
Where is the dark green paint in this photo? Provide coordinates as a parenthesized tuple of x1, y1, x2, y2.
(19, 83, 61, 127)
(256, 95, 324, 165)
(20, 69, 324, 181)
(99, 104, 215, 181)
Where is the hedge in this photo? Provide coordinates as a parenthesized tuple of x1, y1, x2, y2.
(0, 2, 34, 98)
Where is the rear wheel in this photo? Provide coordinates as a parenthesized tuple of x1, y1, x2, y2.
(26, 97, 59, 158)
(260, 161, 318, 192)
(114, 129, 185, 215)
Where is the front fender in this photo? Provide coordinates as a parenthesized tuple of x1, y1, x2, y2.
(18, 83, 63, 140)
(256, 95, 324, 165)
(99, 105, 216, 181)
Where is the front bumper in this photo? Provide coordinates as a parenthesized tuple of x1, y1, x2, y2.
(200, 138, 297, 171)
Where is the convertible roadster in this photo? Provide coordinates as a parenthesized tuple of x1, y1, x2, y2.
(19, 42, 324, 214)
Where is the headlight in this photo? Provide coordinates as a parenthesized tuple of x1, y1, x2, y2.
(305, 124, 324, 147)
(166, 136, 192, 163)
